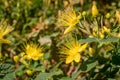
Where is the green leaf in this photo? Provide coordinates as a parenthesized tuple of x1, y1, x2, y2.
(79, 37, 119, 43)
(44, 52, 50, 59)
(15, 65, 25, 76)
(35, 70, 63, 80)
(79, 38, 97, 43)
(3, 72, 14, 80)
(50, 61, 63, 71)
(60, 77, 72, 80)
(72, 61, 98, 79)
(99, 37, 119, 43)
(71, 69, 82, 80)
(0, 63, 11, 70)
(51, 70, 63, 76)
(33, 66, 44, 71)
(85, 61, 98, 72)
(35, 73, 50, 80)
(50, 32, 59, 38)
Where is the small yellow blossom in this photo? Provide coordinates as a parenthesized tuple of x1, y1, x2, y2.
(5, 53, 8, 57)
(82, 11, 87, 16)
(63, 0, 69, 7)
(92, 30, 105, 39)
(13, 55, 19, 63)
(105, 13, 111, 19)
(91, 26, 110, 39)
(26, 69, 33, 76)
(99, 32, 104, 39)
(23, 42, 43, 61)
(101, 26, 110, 33)
(58, 7, 82, 34)
(92, 1, 99, 17)
(60, 38, 88, 64)
(21, 0, 32, 6)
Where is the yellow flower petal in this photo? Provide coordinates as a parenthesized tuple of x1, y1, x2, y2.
(74, 53, 81, 62)
(26, 70, 33, 76)
(64, 26, 74, 34)
(79, 43, 88, 52)
(0, 39, 10, 44)
(66, 55, 74, 64)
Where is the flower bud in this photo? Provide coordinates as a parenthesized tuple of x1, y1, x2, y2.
(63, 1, 69, 7)
(82, 11, 87, 16)
(99, 32, 104, 39)
(89, 47, 95, 55)
(92, 1, 99, 17)
(26, 70, 33, 76)
(13, 55, 19, 63)
(105, 13, 111, 19)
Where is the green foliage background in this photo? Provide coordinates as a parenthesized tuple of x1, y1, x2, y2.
(0, 0, 120, 80)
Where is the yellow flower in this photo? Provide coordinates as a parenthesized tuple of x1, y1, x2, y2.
(0, 20, 13, 43)
(101, 26, 110, 33)
(26, 69, 33, 76)
(91, 26, 110, 39)
(63, 0, 69, 7)
(60, 38, 88, 64)
(82, 11, 87, 16)
(92, 1, 99, 17)
(58, 7, 82, 34)
(23, 42, 43, 61)
(105, 13, 111, 19)
(99, 32, 104, 39)
(5, 53, 8, 57)
(13, 55, 19, 63)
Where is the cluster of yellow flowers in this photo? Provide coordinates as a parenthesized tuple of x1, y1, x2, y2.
(2, 1, 120, 66)
(57, 1, 120, 64)
(57, 1, 100, 35)
(90, 26, 110, 39)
